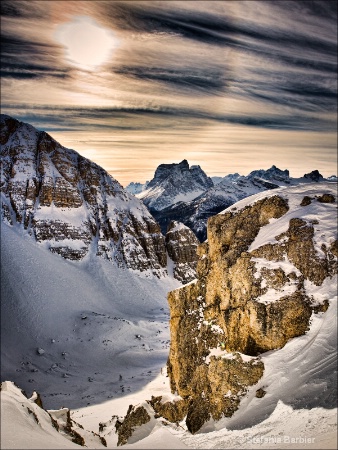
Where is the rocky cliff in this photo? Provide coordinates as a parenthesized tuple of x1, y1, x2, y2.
(0, 115, 168, 274)
(136, 159, 213, 214)
(1, 115, 200, 282)
(114, 183, 337, 441)
(165, 220, 200, 284)
(141, 163, 328, 241)
(165, 183, 337, 433)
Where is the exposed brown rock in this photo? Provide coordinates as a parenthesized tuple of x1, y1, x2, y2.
(300, 196, 312, 206)
(166, 192, 337, 432)
(165, 220, 199, 283)
(317, 193, 336, 203)
(115, 405, 151, 446)
(32, 391, 44, 408)
(71, 430, 85, 446)
(256, 388, 266, 398)
(331, 240, 338, 257)
(186, 398, 211, 434)
(147, 395, 189, 423)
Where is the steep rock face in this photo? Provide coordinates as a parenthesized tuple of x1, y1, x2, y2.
(247, 165, 290, 182)
(165, 220, 199, 284)
(137, 159, 213, 213)
(147, 395, 189, 423)
(166, 184, 337, 432)
(146, 165, 327, 241)
(115, 404, 151, 446)
(304, 169, 324, 182)
(0, 115, 167, 274)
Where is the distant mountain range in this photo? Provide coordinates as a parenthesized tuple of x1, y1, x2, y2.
(126, 161, 336, 241)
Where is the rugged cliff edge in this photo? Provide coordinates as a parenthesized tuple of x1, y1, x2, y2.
(114, 183, 337, 441)
(165, 220, 200, 284)
(165, 183, 337, 432)
(0, 115, 199, 281)
(0, 114, 168, 274)
(136, 159, 213, 215)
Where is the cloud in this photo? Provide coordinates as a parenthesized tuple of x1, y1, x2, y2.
(114, 65, 229, 96)
(2, 103, 335, 134)
(0, 0, 336, 185)
(0, 0, 47, 19)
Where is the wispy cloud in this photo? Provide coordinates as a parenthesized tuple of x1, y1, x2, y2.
(1, 0, 337, 184)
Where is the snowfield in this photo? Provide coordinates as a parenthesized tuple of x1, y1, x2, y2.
(1, 182, 337, 449)
(1, 221, 180, 411)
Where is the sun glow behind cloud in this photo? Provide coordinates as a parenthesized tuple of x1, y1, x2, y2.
(54, 16, 119, 70)
(1, 0, 337, 185)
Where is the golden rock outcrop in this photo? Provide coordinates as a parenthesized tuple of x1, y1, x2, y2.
(166, 190, 337, 432)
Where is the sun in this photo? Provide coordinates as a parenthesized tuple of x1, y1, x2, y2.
(55, 16, 118, 70)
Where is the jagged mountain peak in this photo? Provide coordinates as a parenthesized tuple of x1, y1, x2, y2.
(125, 181, 149, 195)
(303, 169, 324, 182)
(137, 160, 213, 212)
(148, 159, 209, 188)
(247, 165, 290, 182)
(147, 162, 331, 241)
(150, 159, 189, 184)
(1, 114, 201, 283)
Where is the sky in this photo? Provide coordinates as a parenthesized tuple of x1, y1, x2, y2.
(1, 0, 337, 186)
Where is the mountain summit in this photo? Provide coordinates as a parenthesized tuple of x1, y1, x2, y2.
(136, 160, 213, 212)
(127, 155, 332, 242)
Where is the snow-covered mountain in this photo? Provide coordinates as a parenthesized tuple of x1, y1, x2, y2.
(212, 172, 241, 185)
(148, 164, 332, 241)
(247, 165, 291, 183)
(0, 115, 200, 420)
(136, 159, 213, 212)
(0, 114, 169, 276)
(1, 207, 181, 409)
(1, 116, 337, 448)
(125, 181, 149, 195)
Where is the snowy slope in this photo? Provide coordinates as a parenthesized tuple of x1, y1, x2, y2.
(1, 381, 80, 449)
(74, 292, 337, 448)
(1, 221, 180, 411)
(70, 212, 337, 449)
(70, 183, 338, 449)
(1, 183, 337, 449)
